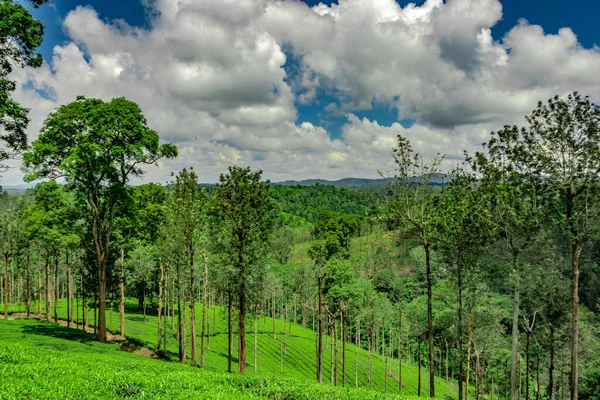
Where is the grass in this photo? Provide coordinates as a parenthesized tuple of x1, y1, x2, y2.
(4, 298, 461, 399)
(0, 319, 427, 399)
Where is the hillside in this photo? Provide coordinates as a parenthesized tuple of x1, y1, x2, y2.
(0, 319, 424, 400)
(2, 299, 462, 399)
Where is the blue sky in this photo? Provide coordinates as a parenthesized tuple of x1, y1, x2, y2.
(10, 0, 600, 184)
(27, 0, 600, 139)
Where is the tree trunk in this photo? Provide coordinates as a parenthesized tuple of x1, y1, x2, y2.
(446, 339, 449, 384)
(3, 254, 8, 319)
(157, 260, 164, 350)
(177, 263, 184, 364)
(536, 344, 541, 400)
(526, 330, 531, 400)
(238, 281, 246, 374)
(200, 252, 208, 368)
(570, 241, 582, 400)
(227, 291, 232, 373)
(189, 247, 196, 367)
(272, 290, 276, 340)
(475, 351, 481, 400)
(466, 312, 473, 400)
(356, 318, 360, 387)
(548, 324, 555, 400)
(425, 241, 435, 398)
(399, 325, 403, 392)
(25, 254, 30, 318)
(283, 304, 287, 356)
(334, 316, 338, 386)
(254, 315, 258, 373)
(511, 262, 520, 400)
(457, 259, 464, 400)
(118, 247, 125, 339)
(53, 254, 58, 323)
(37, 252, 41, 315)
(368, 334, 372, 390)
(342, 311, 346, 387)
(418, 338, 422, 397)
(317, 273, 326, 383)
(66, 264, 70, 327)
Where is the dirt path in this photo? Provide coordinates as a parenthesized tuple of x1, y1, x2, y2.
(9, 313, 159, 359)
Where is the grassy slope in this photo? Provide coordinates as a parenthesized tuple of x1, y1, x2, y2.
(7, 298, 460, 399)
(3, 232, 463, 399)
(0, 319, 424, 400)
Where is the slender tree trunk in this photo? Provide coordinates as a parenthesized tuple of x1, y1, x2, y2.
(475, 351, 481, 400)
(254, 315, 258, 373)
(37, 252, 41, 315)
(536, 345, 541, 400)
(570, 241, 582, 400)
(25, 254, 30, 318)
(200, 252, 208, 368)
(283, 304, 287, 356)
(548, 325, 555, 400)
(82, 271, 87, 330)
(399, 326, 403, 392)
(177, 263, 184, 364)
(189, 247, 197, 367)
(66, 263, 70, 327)
(425, 241, 435, 398)
(418, 338, 422, 397)
(3, 254, 8, 319)
(238, 279, 246, 374)
(119, 248, 125, 339)
(466, 312, 473, 400)
(272, 290, 276, 339)
(368, 334, 372, 390)
(334, 316, 338, 386)
(227, 291, 232, 373)
(93, 291, 97, 335)
(183, 291, 188, 357)
(342, 310, 346, 387)
(157, 260, 164, 350)
(317, 273, 326, 383)
(356, 318, 360, 387)
(457, 260, 464, 400)
(511, 260, 520, 400)
(526, 330, 531, 400)
(53, 254, 58, 323)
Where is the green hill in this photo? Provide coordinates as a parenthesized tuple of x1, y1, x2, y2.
(0, 319, 424, 400)
(2, 299, 461, 399)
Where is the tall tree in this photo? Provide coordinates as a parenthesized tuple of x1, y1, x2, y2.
(171, 168, 203, 366)
(389, 134, 443, 398)
(472, 136, 543, 400)
(214, 166, 274, 374)
(0, 0, 48, 171)
(23, 96, 177, 342)
(483, 93, 600, 400)
(435, 167, 491, 400)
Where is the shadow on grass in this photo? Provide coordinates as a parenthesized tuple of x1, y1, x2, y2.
(21, 321, 100, 345)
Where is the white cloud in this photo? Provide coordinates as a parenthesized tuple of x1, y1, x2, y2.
(4, 0, 600, 185)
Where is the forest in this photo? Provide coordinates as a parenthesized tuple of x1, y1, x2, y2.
(2, 1, 600, 400)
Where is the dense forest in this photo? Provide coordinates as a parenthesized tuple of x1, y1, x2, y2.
(2, 1, 600, 400)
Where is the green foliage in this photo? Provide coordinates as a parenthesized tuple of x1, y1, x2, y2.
(213, 166, 275, 298)
(0, 0, 49, 167)
(22, 181, 80, 251)
(271, 184, 382, 222)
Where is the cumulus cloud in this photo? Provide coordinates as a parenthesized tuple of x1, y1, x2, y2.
(4, 0, 600, 185)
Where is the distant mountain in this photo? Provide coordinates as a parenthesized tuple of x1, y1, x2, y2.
(271, 174, 450, 187)
(273, 177, 389, 187)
